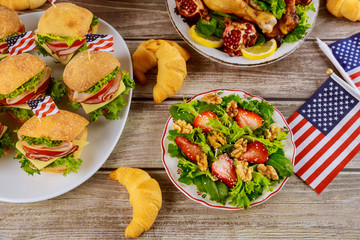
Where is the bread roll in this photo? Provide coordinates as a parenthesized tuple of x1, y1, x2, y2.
(63, 51, 120, 92)
(38, 3, 93, 37)
(0, 53, 45, 95)
(18, 110, 89, 141)
(0, 6, 23, 39)
(327, 0, 360, 21)
(0, 0, 46, 10)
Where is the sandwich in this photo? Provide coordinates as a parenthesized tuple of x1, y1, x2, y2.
(0, 6, 25, 61)
(63, 51, 135, 122)
(14, 110, 89, 176)
(0, 53, 52, 123)
(34, 3, 99, 64)
(0, 122, 13, 157)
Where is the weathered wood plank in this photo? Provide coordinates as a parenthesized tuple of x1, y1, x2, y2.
(19, 0, 359, 40)
(125, 40, 344, 100)
(104, 100, 360, 169)
(1, 170, 359, 239)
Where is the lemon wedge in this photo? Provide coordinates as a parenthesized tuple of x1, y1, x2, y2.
(241, 39, 277, 60)
(189, 25, 223, 48)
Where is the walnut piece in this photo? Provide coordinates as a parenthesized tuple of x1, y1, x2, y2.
(173, 120, 193, 134)
(236, 161, 253, 182)
(202, 93, 222, 105)
(226, 100, 239, 119)
(230, 138, 248, 159)
(207, 131, 227, 149)
(257, 164, 279, 180)
(265, 125, 279, 142)
(196, 152, 208, 172)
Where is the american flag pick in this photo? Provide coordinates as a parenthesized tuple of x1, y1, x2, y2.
(86, 34, 114, 52)
(329, 32, 360, 91)
(48, 0, 56, 3)
(5, 31, 36, 56)
(27, 96, 59, 119)
(287, 74, 360, 194)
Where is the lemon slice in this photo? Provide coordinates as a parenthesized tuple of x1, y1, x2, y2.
(241, 39, 277, 60)
(189, 25, 223, 48)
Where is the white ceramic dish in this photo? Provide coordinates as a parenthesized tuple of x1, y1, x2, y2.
(166, 0, 319, 67)
(0, 12, 133, 203)
(161, 89, 295, 210)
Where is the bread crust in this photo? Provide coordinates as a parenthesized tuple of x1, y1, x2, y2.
(0, 0, 47, 10)
(0, 6, 23, 39)
(0, 53, 46, 95)
(38, 3, 93, 37)
(18, 110, 89, 141)
(63, 51, 120, 92)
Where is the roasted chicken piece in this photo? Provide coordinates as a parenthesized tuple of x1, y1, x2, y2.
(266, 0, 299, 40)
(295, 0, 312, 5)
(279, 0, 299, 35)
(203, 0, 277, 33)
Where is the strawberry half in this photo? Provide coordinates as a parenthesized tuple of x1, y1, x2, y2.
(235, 108, 262, 130)
(175, 136, 202, 162)
(193, 110, 217, 133)
(211, 154, 237, 188)
(239, 141, 269, 163)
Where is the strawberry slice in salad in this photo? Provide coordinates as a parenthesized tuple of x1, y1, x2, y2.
(167, 92, 294, 209)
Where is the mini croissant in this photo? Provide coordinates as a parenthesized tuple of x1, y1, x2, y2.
(153, 41, 187, 104)
(132, 39, 190, 85)
(327, 0, 360, 21)
(109, 167, 162, 238)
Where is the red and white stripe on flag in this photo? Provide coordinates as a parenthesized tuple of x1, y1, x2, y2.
(85, 34, 114, 52)
(5, 31, 36, 56)
(27, 96, 59, 119)
(287, 74, 360, 194)
(48, 0, 56, 3)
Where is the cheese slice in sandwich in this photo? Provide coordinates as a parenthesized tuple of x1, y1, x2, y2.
(16, 110, 89, 173)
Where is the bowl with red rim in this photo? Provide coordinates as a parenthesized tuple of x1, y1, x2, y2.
(161, 89, 295, 209)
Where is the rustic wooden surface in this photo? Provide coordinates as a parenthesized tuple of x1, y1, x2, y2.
(1, 0, 360, 239)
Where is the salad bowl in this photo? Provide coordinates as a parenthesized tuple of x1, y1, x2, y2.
(161, 89, 295, 210)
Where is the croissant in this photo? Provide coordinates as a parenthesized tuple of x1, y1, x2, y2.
(132, 39, 190, 85)
(109, 167, 162, 238)
(153, 41, 187, 104)
(0, 0, 47, 10)
(327, 0, 360, 21)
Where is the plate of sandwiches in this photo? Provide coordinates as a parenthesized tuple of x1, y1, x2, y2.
(0, 3, 133, 203)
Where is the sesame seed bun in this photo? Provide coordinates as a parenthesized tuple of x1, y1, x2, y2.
(0, 6, 23, 39)
(63, 51, 120, 92)
(0, 53, 46, 95)
(18, 110, 89, 141)
(38, 3, 93, 38)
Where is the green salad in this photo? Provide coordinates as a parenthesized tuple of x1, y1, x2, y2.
(167, 92, 293, 209)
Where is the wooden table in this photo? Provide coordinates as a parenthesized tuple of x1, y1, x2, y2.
(1, 0, 360, 239)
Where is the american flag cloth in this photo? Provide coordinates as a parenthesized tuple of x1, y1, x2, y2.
(287, 74, 360, 194)
(49, 0, 56, 3)
(27, 96, 59, 119)
(5, 31, 36, 56)
(329, 32, 360, 91)
(85, 34, 114, 52)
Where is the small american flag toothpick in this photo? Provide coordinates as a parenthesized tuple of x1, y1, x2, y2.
(5, 31, 36, 56)
(27, 96, 59, 119)
(86, 34, 114, 52)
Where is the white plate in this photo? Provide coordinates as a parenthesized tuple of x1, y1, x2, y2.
(161, 89, 295, 210)
(0, 12, 133, 203)
(166, 0, 319, 67)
